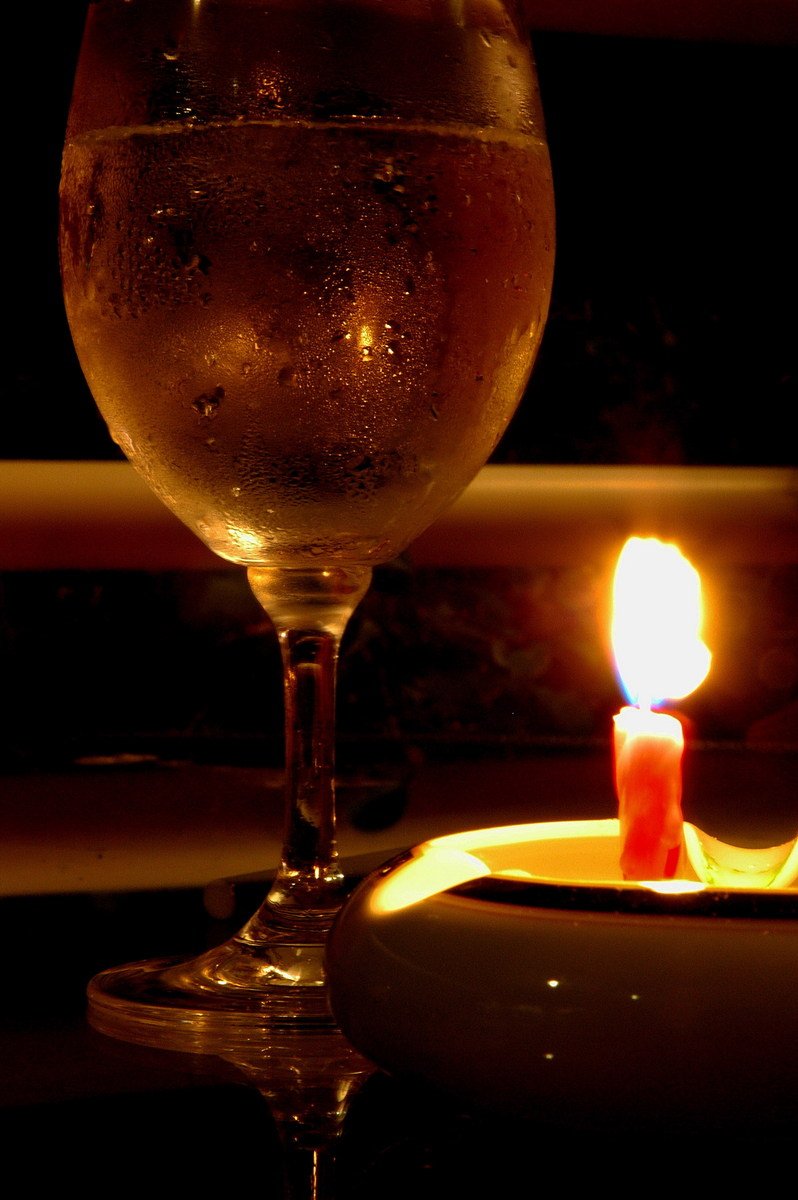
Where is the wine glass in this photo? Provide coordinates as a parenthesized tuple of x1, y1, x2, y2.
(59, 0, 555, 1048)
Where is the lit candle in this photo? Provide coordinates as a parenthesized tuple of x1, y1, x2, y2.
(611, 537, 711, 880)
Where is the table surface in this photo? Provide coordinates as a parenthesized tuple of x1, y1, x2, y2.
(2, 748, 795, 1192)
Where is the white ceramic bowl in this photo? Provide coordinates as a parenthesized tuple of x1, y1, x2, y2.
(326, 819, 798, 1132)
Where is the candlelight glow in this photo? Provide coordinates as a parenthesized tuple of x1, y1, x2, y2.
(682, 823, 798, 888)
(369, 847, 490, 914)
(364, 817, 798, 921)
(640, 878, 706, 895)
(612, 536, 711, 707)
(370, 820, 630, 914)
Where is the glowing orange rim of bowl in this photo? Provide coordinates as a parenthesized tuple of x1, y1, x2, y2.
(364, 818, 798, 919)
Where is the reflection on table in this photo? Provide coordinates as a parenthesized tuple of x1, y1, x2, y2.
(1, 750, 795, 1194)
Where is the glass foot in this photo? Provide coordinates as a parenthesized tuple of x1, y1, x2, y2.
(87, 932, 339, 1055)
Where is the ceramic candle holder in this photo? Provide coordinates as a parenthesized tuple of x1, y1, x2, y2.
(325, 819, 798, 1133)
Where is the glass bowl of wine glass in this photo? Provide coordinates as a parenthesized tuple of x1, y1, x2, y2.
(59, 0, 555, 1051)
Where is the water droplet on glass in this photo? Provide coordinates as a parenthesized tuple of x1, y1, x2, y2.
(278, 365, 298, 386)
(192, 386, 224, 418)
(150, 206, 179, 221)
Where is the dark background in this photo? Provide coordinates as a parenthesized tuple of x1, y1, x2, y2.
(3, 3, 797, 465)
(2, 5, 798, 843)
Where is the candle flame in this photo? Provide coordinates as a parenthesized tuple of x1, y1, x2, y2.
(612, 537, 711, 707)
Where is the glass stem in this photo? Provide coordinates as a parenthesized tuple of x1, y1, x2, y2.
(247, 566, 372, 934)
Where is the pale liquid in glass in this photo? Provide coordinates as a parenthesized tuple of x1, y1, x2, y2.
(61, 119, 554, 566)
